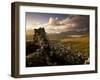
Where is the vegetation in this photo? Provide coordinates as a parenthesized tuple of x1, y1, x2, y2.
(51, 36, 89, 57)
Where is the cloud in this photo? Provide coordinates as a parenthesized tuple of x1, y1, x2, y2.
(44, 15, 89, 34)
(26, 15, 89, 34)
(48, 17, 62, 26)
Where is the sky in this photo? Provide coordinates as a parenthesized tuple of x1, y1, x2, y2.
(26, 12, 89, 34)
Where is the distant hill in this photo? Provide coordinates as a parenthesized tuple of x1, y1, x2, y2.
(26, 29, 89, 41)
(47, 31, 89, 40)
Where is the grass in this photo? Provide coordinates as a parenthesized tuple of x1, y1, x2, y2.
(50, 36, 89, 57)
(26, 32, 89, 57)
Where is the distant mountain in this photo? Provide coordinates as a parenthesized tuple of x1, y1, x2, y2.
(47, 30, 89, 40)
(26, 28, 89, 40)
(60, 30, 89, 35)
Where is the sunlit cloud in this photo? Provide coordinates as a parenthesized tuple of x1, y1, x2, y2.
(43, 16, 89, 34)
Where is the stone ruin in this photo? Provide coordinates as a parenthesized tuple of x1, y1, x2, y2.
(26, 27, 89, 67)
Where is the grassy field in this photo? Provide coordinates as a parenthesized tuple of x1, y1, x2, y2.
(26, 31, 89, 57)
(50, 36, 89, 57)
